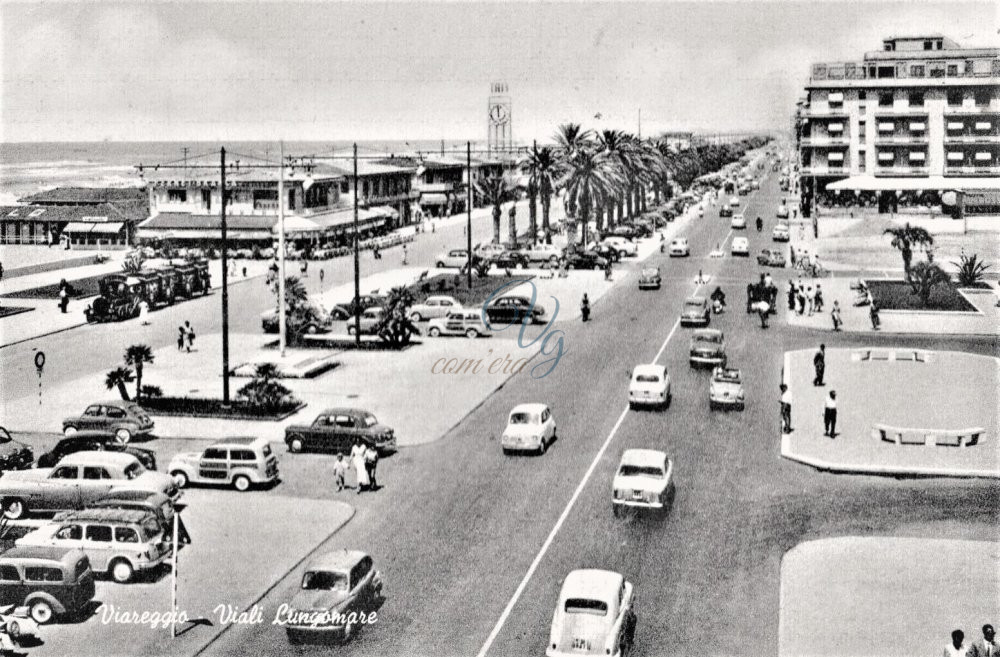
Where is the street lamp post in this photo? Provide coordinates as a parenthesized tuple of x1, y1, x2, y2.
(278, 141, 287, 357)
(466, 141, 473, 290)
(220, 147, 231, 406)
(353, 144, 361, 345)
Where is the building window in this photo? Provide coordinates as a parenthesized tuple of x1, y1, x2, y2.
(167, 189, 187, 203)
(858, 122, 866, 138)
(947, 64, 959, 77)
(923, 40, 932, 51)
(859, 105, 866, 116)
(965, 60, 974, 74)
(908, 92, 924, 107)
(362, 181, 370, 197)
(253, 189, 278, 210)
(929, 63, 945, 78)
(288, 188, 295, 211)
(858, 151, 866, 172)
(909, 65, 925, 78)
(201, 189, 211, 210)
(877, 66, 895, 79)
(859, 91, 866, 101)
(974, 90, 991, 106)
(947, 90, 964, 107)
(878, 92, 893, 107)
(936, 41, 943, 50)
(340, 181, 349, 194)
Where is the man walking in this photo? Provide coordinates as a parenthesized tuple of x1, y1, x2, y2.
(823, 390, 837, 438)
(184, 320, 195, 352)
(364, 444, 379, 490)
(756, 299, 770, 328)
(969, 625, 997, 657)
(58, 286, 69, 313)
(831, 301, 842, 331)
(813, 344, 826, 386)
(779, 384, 792, 434)
(869, 300, 881, 330)
(177, 325, 186, 351)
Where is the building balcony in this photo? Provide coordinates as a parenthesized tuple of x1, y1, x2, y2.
(944, 164, 999, 176)
(800, 136, 850, 147)
(809, 59, 1000, 84)
(416, 182, 456, 193)
(943, 107, 1000, 117)
(873, 109, 929, 118)
(873, 134, 929, 145)
(873, 165, 929, 177)
(800, 108, 849, 119)
(944, 133, 1000, 144)
(800, 165, 849, 176)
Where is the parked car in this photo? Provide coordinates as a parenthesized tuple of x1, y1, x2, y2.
(261, 305, 333, 334)
(87, 490, 185, 544)
(680, 297, 710, 327)
(601, 236, 637, 258)
(0, 546, 95, 624)
(408, 296, 461, 322)
(285, 409, 397, 455)
(62, 402, 154, 444)
(484, 296, 546, 326)
(37, 432, 157, 471)
(719, 205, 733, 218)
(565, 251, 608, 270)
(757, 248, 786, 268)
(492, 251, 530, 269)
(689, 329, 727, 368)
(0, 603, 40, 647)
(435, 249, 479, 269)
(709, 366, 745, 411)
(501, 403, 557, 456)
(612, 449, 674, 515)
(168, 437, 279, 492)
(731, 237, 750, 256)
(772, 223, 790, 242)
(585, 242, 620, 263)
(730, 213, 746, 229)
(426, 310, 490, 338)
(628, 364, 670, 409)
(346, 307, 385, 336)
(729, 197, 740, 207)
(330, 294, 387, 320)
(16, 508, 170, 584)
(776, 204, 790, 219)
(0, 452, 180, 520)
(474, 243, 507, 261)
(546, 569, 636, 657)
(283, 550, 384, 644)
(0, 427, 33, 474)
(608, 225, 640, 240)
(520, 243, 564, 265)
(668, 238, 690, 257)
(637, 267, 661, 290)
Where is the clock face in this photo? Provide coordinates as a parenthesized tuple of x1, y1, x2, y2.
(490, 104, 509, 124)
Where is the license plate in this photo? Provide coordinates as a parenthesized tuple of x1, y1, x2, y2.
(632, 491, 643, 500)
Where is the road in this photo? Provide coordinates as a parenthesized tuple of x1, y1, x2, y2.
(202, 165, 1000, 657)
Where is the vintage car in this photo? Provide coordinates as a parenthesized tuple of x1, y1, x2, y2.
(709, 366, 745, 411)
(0, 427, 33, 474)
(637, 267, 661, 290)
(474, 243, 507, 261)
(16, 508, 169, 584)
(772, 223, 790, 242)
(426, 310, 490, 338)
(757, 248, 786, 268)
(492, 251, 530, 269)
(283, 550, 383, 644)
(329, 294, 387, 321)
(689, 329, 727, 368)
(285, 409, 397, 455)
(168, 436, 279, 492)
(612, 449, 674, 514)
(565, 251, 609, 270)
(601, 237, 637, 258)
(261, 304, 333, 334)
(520, 243, 564, 265)
(484, 296, 546, 326)
(408, 296, 461, 322)
(729, 196, 740, 207)
(87, 490, 188, 545)
(501, 403, 557, 456)
(719, 204, 733, 218)
(731, 237, 750, 256)
(585, 242, 621, 263)
(0, 452, 180, 520)
(776, 204, 790, 219)
(668, 238, 690, 257)
(435, 249, 481, 269)
(37, 432, 157, 470)
(628, 365, 670, 409)
(680, 297, 710, 327)
(730, 213, 747, 229)
(0, 546, 95, 624)
(0, 603, 41, 648)
(546, 569, 636, 657)
(346, 307, 386, 336)
(61, 401, 154, 444)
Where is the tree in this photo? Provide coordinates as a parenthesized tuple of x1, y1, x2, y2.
(554, 123, 592, 156)
(374, 286, 420, 347)
(121, 252, 144, 275)
(508, 204, 518, 246)
(270, 275, 324, 343)
(908, 261, 951, 307)
(883, 223, 934, 281)
(952, 253, 991, 287)
(476, 175, 512, 245)
(596, 130, 634, 229)
(237, 363, 297, 411)
(105, 367, 135, 401)
(525, 146, 559, 245)
(124, 344, 154, 401)
(560, 147, 623, 248)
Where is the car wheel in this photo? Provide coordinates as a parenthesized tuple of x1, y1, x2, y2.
(171, 471, 189, 488)
(538, 439, 547, 456)
(347, 326, 357, 336)
(7, 619, 22, 638)
(305, 324, 318, 335)
(288, 437, 303, 453)
(410, 312, 422, 322)
(428, 327, 441, 337)
(618, 250, 627, 258)
(613, 503, 621, 518)
(232, 475, 251, 492)
(435, 262, 445, 268)
(63, 425, 78, 437)
(465, 328, 479, 339)
(3, 498, 27, 520)
(110, 558, 135, 584)
(29, 600, 53, 625)
(115, 428, 132, 444)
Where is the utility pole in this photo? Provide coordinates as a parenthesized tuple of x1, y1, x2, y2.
(220, 147, 231, 405)
(182, 147, 189, 173)
(638, 109, 642, 138)
(353, 143, 361, 345)
(531, 139, 538, 247)
(441, 139, 445, 156)
(278, 141, 287, 357)
(466, 141, 473, 290)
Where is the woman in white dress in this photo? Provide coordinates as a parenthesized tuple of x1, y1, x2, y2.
(351, 440, 369, 494)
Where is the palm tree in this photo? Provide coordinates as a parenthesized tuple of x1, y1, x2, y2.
(554, 123, 592, 156)
(507, 204, 518, 246)
(105, 367, 135, 401)
(597, 130, 635, 229)
(124, 344, 154, 401)
(884, 223, 934, 280)
(526, 146, 559, 245)
(560, 148, 623, 248)
(476, 175, 511, 244)
(952, 253, 991, 287)
(908, 261, 951, 307)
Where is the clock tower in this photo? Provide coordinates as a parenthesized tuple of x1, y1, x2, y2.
(487, 82, 512, 153)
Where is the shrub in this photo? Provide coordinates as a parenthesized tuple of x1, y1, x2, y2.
(952, 254, 992, 287)
(236, 363, 299, 411)
(140, 384, 163, 398)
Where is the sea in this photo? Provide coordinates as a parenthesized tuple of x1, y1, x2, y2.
(0, 140, 484, 205)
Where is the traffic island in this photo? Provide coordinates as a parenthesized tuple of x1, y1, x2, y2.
(140, 397, 307, 421)
(780, 348, 1000, 478)
(230, 354, 340, 378)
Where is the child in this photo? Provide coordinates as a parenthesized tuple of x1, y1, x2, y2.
(332, 453, 347, 492)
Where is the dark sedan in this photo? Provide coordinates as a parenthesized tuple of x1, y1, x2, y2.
(492, 251, 530, 269)
(37, 432, 158, 470)
(0, 426, 33, 474)
(565, 251, 609, 270)
(484, 296, 546, 326)
(330, 294, 387, 320)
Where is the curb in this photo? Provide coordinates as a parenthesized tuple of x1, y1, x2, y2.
(1, 321, 88, 349)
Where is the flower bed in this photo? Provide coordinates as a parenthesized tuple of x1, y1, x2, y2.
(140, 396, 305, 420)
(866, 279, 976, 312)
(0, 306, 34, 319)
(407, 274, 534, 306)
(0, 274, 105, 299)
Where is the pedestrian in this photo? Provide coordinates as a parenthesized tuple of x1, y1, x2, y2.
(814, 284, 824, 312)
(968, 624, 997, 657)
(747, 283, 755, 313)
(768, 283, 779, 314)
(757, 299, 770, 328)
(787, 281, 797, 311)
(806, 286, 815, 316)
(869, 300, 881, 330)
(364, 444, 379, 490)
(580, 293, 590, 322)
(184, 320, 195, 352)
(793, 207, 798, 220)
(831, 301, 842, 331)
(828, 392, 841, 437)
(605, 260, 613, 281)
(779, 383, 792, 434)
(431, 222, 435, 234)
(697, 269, 706, 284)
(58, 287, 69, 314)
(402, 245, 408, 265)
(350, 440, 369, 494)
(242, 266, 247, 278)
(944, 629, 968, 657)
(319, 268, 325, 285)
(139, 300, 151, 326)
(177, 325, 186, 351)
(300, 260, 308, 276)
(756, 216, 763, 232)
(813, 344, 826, 386)
(332, 453, 347, 492)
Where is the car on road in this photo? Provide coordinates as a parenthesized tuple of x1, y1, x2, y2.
(719, 204, 733, 218)
(738, 184, 751, 195)
(729, 197, 740, 207)
(37, 432, 157, 471)
(0, 452, 180, 520)
(0, 546, 95, 624)
(501, 403, 556, 456)
(62, 402, 154, 444)
(709, 366, 745, 411)
(285, 409, 397, 455)
(730, 213, 746, 229)
(330, 294, 387, 320)
(612, 449, 674, 515)
(426, 310, 490, 338)
(585, 242, 621, 263)
(751, 180, 760, 190)
(668, 238, 690, 257)
(168, 436, 279, 492)
(474, 243, 507, 261)
(601, 236, 638, 258)
(546, 569, 636, 657)
(628, 365, 670, 409)
(776, 204, 790, 219)
(565, 250, 609, 270)
(262, 305, 333, 335)
(731, 236, 749, 256)
(757, 248, 786, 268)
(484, 296, 546, 326)
(680, 297, 710, 327)
(772, 223, 790, 242)
(492, 250, 530, 269)
(346, 307, 385, 336)
(435, 249, 480, 269)
(520, 243, 564, 265)
(87, 490, 185, 544)
(0, 427, 33, 474)
(408, 295, 461, 322)
(283, 550, 384, 644)
(637, 267, 661, 290)
(689, 329, 727, 368)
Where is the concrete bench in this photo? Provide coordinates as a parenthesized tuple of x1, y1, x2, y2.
(874, 424, 984, 447)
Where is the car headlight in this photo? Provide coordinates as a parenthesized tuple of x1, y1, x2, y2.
(614, 489, 624, 499)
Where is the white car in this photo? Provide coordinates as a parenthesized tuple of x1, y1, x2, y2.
(730, 213, 746, 229)
(426, 310, 490, 338)
(729, 197, 740, 208)
(409, 295, 461, 322)
(772, 223, 790, 242)
(628, 364, 671, 410)
(547, 569, 636, 657)
(601, 236, 637, 258)
(435, 249, 473, 268)
(474, 243, 506, 260)
(668, 238, 690, 257)
(612, 449, 674, 515)
(521, 243, 564, 264)
(776, 205, 790, 219)
(501, 403, 556, 455)
(731, 237, 749, 256)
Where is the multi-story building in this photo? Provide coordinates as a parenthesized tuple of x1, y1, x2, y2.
(316, 160, 418, 229)
(0, 187, 147, 247)
(799, 34, 1000, 216)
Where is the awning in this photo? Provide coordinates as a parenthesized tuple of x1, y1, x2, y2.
(136, 228, 272, 240)
(278, 216, 323, 234)
(975, 122, 991, 131)
(878, 122, 895, 132)
(909, 122, 926, 131)
(947, 122, 964, 130)
(828, 92, 844, 103)
(420, 193, 450, 205)
(827, 152, 845, 162)
(826, 176, 1000, 192)
(975, 152, 993, 161)
(89, 222, 124, 234)
(908, 151, 926, 162)
(827, 123, 844, 132)
(947, 152, 964, 161)
(62, 222, 97, 233)
(878, 152, 895, 161)
(368, 205, 400, 220)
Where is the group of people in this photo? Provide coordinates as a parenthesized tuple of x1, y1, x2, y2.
(944, 625, 996, 657)
(788, 277, 824, 317)
(777, 344, 839, 438)
(176, 320, 196, 352)
(748, 273, 778, 328)
(332, 439, 380, 494)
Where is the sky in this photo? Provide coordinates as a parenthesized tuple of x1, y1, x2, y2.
(2, 0, 998, 143)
